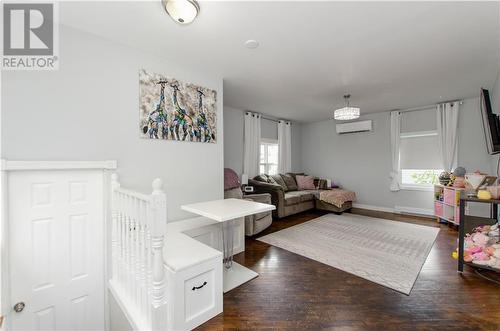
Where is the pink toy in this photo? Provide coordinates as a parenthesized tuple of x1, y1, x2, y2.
(471, 232, 490, 247)
(468, 246, 482, 254)
(472, 251, 490, 261)
(485, 246, 496, 256)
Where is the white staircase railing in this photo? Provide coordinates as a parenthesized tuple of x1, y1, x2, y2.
(110, 174, 167, 331)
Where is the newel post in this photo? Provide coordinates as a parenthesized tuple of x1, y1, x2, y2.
(150, 178, 167, 331)
(110, 173, 120, 282)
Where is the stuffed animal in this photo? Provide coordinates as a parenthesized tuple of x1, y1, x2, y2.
(471, 232, 491, 247)
(472, 251, 490, 261)
(487, 257, 500, 268)
(458, 224, 500, 269)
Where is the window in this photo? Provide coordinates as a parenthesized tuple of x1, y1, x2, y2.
(400, 131, 443, 190)
(260, 139, 279, 175)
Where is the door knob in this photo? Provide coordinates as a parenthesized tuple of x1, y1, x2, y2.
(13, 302, 25, 313)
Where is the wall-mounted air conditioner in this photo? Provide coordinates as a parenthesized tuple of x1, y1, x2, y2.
(336, 120, 372, 134)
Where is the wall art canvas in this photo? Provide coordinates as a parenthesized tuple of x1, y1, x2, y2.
(139, 69, 217, 143)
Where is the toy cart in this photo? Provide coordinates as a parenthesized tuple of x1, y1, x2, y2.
(458, 196, 499, 273)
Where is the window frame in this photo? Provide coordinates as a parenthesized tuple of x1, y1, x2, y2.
(399, 130, 442, 191)
(259, 138, 279, 175)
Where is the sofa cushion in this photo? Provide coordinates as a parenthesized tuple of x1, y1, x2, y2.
(271, 174, 288, 191)
(297, 191, 314, 202)
(284, 191, 301, 205)
(304, 189, 321, 199)
(244, 193, 272, 220)
(281, 174, 298, 191)
(253, 174, 269, 183)
(284, 191, 314, 205)
(224, 187, 243, 199)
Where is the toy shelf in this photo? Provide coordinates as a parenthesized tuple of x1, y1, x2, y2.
(434, 185, 464, 225)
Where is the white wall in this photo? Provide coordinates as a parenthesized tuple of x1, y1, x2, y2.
(301, 97, 495, 213)
(1, 26, 224, 221)
(223, 106, 301, 176)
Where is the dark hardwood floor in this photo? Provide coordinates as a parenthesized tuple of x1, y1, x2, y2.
(196, 209, 500, 331)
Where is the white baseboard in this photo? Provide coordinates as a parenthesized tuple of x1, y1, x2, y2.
(352, 203, 394, 213)
(394, 205, 434, 216)
(352, 203, 433, 217)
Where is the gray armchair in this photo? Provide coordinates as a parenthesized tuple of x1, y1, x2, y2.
(224, 187, 273, 236)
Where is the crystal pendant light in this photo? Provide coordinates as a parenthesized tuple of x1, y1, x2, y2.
(334, 94, 360, 121)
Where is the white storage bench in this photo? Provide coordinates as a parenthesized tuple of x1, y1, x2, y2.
(164, 230, 222, 331)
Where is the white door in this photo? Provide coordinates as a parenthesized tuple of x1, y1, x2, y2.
(8, 170, 105, 331)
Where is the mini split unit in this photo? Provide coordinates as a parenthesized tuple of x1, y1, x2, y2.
(335, 120, 373, 134)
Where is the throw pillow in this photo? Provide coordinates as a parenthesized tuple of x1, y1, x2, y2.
(281, 174, 298, 191)
(224, 168, 240, 191)
(271, 174, 288, 191)
(296, 175, 316, 190)
(317, 179, 328, 190)
(286, 172, 305, 182)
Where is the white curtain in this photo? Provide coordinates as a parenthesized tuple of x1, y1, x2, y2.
(243, 112, 261, 177)
(437, 102, 460, 172)
(390, 111, 401, 191)
(278, 120, 292, 173)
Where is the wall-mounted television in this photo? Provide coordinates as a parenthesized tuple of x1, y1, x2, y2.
(480, 88, 500, 155)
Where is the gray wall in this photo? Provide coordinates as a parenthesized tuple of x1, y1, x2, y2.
(223, 106, 301, 176)
(301, 97, 495, 213)
(223, 107, 245, 175)
(1, 26, 224, 222)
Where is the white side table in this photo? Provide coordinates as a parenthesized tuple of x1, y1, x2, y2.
(181, 198, 275, 292)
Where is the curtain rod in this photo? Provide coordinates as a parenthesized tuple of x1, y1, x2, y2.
(245, 111, 291, 124)
(383, 99, 464, 115)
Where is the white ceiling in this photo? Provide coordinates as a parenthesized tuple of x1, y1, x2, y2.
(60, 1, 500, 122)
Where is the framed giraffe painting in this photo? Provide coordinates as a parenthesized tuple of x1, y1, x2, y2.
(139, 69, 217, 143)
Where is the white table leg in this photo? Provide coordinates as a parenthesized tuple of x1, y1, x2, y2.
(221, 218, 235, 269)
(220, 218, 258, 293)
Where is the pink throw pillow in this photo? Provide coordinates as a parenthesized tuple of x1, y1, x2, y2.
(296, 175, 316, 190)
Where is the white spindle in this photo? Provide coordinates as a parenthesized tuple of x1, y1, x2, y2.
(109, 177, 167, 331)
(150, 178, 167, 331)
(139, 201, 147, 314)
(111, 174, 120, 282)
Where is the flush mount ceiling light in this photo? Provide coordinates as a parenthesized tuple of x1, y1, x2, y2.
(244, 40, 260, 49)
(334, 94, 360, 121)
(163, 0, 200, 25)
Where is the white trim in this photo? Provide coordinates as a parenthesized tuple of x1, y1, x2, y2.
(0, 160, 117, 171)
(260, 138, 278, 144)
(399, 184, 435, 192)
(352, 203, 395, 213)
(400, 130, 437, 139)
(108, 281, 144, 331)
(352, 203, 433, 217)
(394, 206, 434, 216)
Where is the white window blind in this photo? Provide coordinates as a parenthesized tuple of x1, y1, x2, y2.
(400, 130, 443, 188)
(400, 132, 442, 170)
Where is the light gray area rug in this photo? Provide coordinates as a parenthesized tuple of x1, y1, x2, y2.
(258, 213, 439, 294)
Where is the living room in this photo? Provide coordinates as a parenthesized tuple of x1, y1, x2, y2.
(1, 1, 500, 331)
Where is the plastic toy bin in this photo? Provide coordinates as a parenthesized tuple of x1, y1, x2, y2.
(443, 188, 457, 205)
(434, 202, 443, 217)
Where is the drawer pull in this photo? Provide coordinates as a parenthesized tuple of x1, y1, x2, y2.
(192, 281, 207, 291)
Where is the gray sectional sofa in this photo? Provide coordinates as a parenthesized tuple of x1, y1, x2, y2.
(249, 173, 352, 218)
